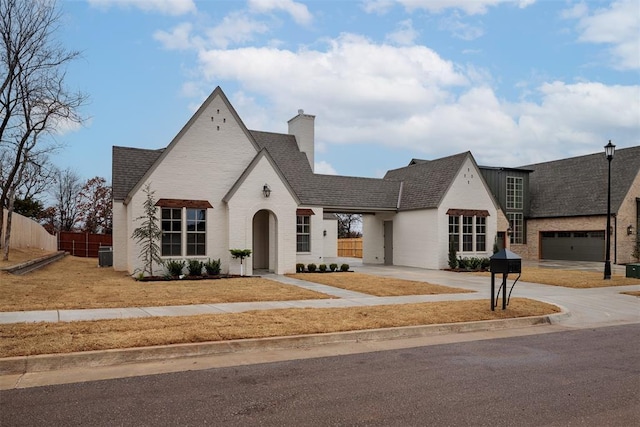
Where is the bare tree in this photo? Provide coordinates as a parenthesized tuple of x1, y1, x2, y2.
(336, 213, 362, 238)
(0, 0, 87, 259)
(76, 176, 112, 234)
(50, 167, 82, 232)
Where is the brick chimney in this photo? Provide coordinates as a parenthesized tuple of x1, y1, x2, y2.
(288, 109, 315, 172)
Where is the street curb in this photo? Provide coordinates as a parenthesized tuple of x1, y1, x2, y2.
(0, 311, 569, 375)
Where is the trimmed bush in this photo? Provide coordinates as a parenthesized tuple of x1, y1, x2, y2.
(340, 263, 349, 272)
(307, 263, 317, 272)
(165, 259, 186, 277)
(329, 263, 338, 272)
(319, 264, 327, 272)
(204, 258, 221, 275)
(187, 259, 204, 277)
(296, 263, 305, 273)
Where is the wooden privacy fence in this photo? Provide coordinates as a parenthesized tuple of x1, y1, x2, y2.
(58, 232, 113, 258)
(338, 238, 362, 258)
(2, 209, 56, 251)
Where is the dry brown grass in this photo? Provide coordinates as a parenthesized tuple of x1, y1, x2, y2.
(0, 298, 560, 357)
(475, 267, 640, 288)
(622, 291, 640, 297)
(0, 247, 54, 268)
(0, 256, 331, 312)
(287, 272, 472, 296)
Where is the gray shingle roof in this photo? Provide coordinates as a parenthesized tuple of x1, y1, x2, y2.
(250, 130, 400, 210)
(384, 152, 470, 210)
(112, 146, 163, 200)
(523, 145, 640, 218)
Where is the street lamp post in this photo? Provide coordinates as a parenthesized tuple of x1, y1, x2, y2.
(604, 140, 615, 280)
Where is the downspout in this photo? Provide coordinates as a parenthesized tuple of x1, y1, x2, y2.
(397, 181, 404, 210)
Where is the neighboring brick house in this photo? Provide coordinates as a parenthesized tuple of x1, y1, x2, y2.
(481, 146, 640, 264)
(112, 86, 505, 275)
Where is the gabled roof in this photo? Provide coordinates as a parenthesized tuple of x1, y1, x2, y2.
(523, 145, 640, 218)
(250, 130, 400, 211)
(112, 146, 164, 200)
(384, 152, 470, 210)
(222, 148, 301, 204)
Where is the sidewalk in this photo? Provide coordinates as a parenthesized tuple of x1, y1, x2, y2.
(1, 262, 638, 328)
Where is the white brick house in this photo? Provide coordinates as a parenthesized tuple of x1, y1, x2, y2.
(112, 87, 506, 275)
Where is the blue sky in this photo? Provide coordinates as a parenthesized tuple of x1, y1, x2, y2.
(53, 0, 639, 183)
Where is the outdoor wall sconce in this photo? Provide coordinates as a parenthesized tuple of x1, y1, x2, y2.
(323, 230, 327, 236)
(507, 227, 513, 236)
(628, 225, 634, 236)
(262, 183, 271, 198)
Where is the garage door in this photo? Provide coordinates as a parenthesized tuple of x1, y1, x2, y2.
(540, 231, 605, 262)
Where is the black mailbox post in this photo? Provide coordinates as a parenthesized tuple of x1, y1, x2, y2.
(490, 249, 522, 310)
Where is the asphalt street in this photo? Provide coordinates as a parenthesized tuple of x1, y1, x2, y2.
(2, 324, 638, 426)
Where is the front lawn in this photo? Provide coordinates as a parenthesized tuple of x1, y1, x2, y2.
(0, 256, 331, 312)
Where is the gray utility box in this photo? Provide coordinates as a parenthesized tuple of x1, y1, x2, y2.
(98, 246, 113, 267)
(490, 249, 522, 274)
(626, 263, 640, 279)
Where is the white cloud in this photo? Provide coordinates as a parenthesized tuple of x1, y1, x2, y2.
(315, 161, 338, 175)
(361, 0, 396, 15)
(205, 12, 271, 49)
(183, 34, 637, 169)
(247, 0, 313, 25)
(385, 20, 419, 46)
(392, 0, 534, 15)
(88, 0, 196, 15)
(565, 0, 640, 70)
(438, 12, 484, 40)
(197, 33, 468, 113)
(153, 22, 200, 50)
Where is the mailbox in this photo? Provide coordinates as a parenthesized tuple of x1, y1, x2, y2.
(490, 249, 522, 274)
(489, 249, 522, 311)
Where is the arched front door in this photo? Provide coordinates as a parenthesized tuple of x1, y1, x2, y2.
(252, 210, 276, 272)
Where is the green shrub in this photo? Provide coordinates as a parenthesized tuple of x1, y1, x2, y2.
(187, 259, 203, 276)
(165, 259, 185, 277)
(204, 258, 221, 275)
(307, 263, 317, 272)
(296, 263, 305, 273)
(340, 263, 349, 272)
(329, 263, 338, 272)
(457, 257, 490, 271)
(319, 264, 327, 272)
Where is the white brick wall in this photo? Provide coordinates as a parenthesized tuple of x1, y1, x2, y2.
(438, 157, 498, 268)
(362, 212, 395, 264)
(322, 218, 338, 258)
(121, 94, 267, 275)
(226, 154, 299, 275)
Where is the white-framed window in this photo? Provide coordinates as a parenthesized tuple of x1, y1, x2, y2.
(161, 206, 207, 257)
(448, 215, 460, 251)
(448, 213, 488, 253)
(161, 208, 182, 256)
(462, 216, 473, 252)
(476, 217, 486, 251)
(507, 176, 523, 210)
(507, 212, 524, 244)
(297, 215, 311, 252)
(186, 208, 206, 256)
